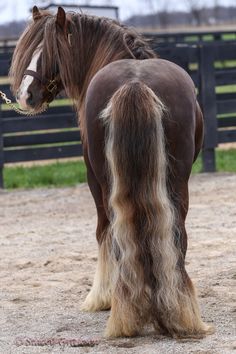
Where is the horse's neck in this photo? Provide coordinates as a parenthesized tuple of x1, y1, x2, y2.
(77, 40, 123, 145)
(73, 17, 136, 140)
(80, 56, 118, 104)
(78, 25, 127, 104)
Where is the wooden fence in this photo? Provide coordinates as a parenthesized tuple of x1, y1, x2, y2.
(1, 35, 236, 187)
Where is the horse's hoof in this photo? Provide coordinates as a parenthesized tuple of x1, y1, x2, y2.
(105, 315, 139, 338)
(81, 293, 111, 312)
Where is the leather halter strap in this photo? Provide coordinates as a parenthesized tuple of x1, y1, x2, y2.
(24, 69, 59, 99)
(24, 69, 43, 83)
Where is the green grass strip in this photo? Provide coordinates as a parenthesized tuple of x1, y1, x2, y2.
(192, 148, 236, 173)
(3, 149, 236, 189)
(3, 160, 87, 189)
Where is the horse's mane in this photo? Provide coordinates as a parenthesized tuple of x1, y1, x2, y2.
(10, 11, 156, 101)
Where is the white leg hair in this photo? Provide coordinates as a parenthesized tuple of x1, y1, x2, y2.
(81, 233, 112, 311)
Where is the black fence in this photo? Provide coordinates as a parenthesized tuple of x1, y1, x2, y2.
(146, 29, 236, 45)
(1, 32, 236, 188)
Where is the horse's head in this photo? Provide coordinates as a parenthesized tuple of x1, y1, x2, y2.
(15, 44, 61, 112)
(10, 6, 68, 113)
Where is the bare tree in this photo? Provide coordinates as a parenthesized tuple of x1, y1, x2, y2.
(158, 10, 170, 28)
(213, 0, 220, 24)
(186, 0, 204, 26)
(138, 0, 170, 28)
(136, 0, 157, 27)
(145, 0, 155, 13)
(157, 0, 170, 29)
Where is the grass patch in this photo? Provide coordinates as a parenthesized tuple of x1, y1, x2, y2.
(3, 149, 236, 189)
(215, 148, 236, 171)
(3, 160, 87, 189)
(216, 84, 236, 94)
(192, 155, 202, 173)
(192, 148, 236, 173)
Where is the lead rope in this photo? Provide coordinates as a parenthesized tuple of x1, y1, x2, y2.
(0, 90, 48, 116)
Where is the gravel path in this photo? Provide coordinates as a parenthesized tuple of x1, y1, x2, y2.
(0, 173, 235, 353)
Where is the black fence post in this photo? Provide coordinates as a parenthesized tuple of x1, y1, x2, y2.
(199, 44, 218, 172)
(0, 104, 4, 188)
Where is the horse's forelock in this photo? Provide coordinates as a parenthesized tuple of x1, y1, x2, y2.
(9, 15, 51, 94)
(41, 15, 80, 99)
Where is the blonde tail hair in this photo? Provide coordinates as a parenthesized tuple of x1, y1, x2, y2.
(100, 80, 212, 338)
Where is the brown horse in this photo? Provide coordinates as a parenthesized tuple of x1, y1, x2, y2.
(10, 6, 213, 338)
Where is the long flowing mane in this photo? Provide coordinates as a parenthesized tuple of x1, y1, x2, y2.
(10, 11, 156, 103)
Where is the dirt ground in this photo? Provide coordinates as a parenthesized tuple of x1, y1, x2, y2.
(0, 173, 235, 354)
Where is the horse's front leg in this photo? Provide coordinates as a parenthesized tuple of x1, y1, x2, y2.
(82, 222, 112, 312)
(81, 155, 112, 311)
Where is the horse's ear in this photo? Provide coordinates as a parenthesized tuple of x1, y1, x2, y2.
(56, 6, 66, 30)
(32, 6, 41, 21)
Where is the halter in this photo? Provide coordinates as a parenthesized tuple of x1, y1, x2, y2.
(24, 69, 59, 96)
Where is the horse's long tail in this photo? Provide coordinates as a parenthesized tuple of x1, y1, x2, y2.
(100, 80, 211, 338)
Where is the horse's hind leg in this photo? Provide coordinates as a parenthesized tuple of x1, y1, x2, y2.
(153, 178, 213, 337)
(81, 155, 112, 312)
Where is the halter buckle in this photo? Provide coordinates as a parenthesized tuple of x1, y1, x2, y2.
(47, 80, 57, 94)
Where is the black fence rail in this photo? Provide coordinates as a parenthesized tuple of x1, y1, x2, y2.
(1, 36, 236, 188)
(0, 39, 17, 54)
(202, 42, 236, 171)
(145, 29, 236, 45)
(0, 104, 81, 188)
